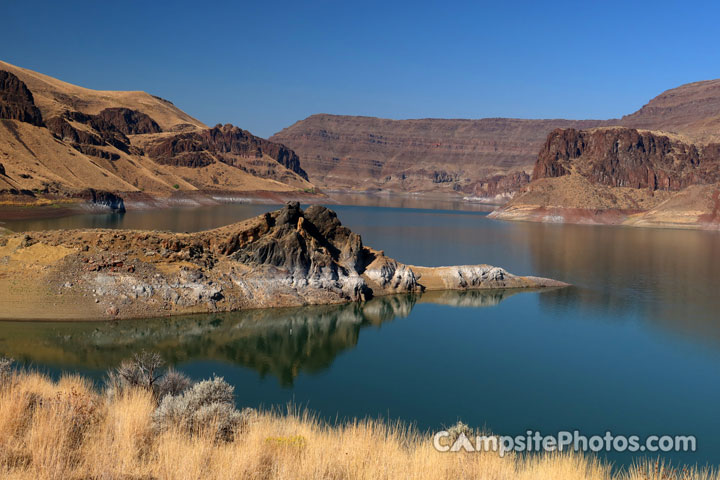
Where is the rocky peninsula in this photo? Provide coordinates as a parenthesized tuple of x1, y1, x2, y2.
(0, 202, 565, 320)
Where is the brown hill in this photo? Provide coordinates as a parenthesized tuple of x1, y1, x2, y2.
(0, 60, 312, 209)
(620, 79, 720, 144)
(270, 114, 607, 199)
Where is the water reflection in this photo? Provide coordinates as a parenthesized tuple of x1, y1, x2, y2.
(517, 223, 720, 343)
(0, 289, 519, 386)
(326, 192, 494, 213)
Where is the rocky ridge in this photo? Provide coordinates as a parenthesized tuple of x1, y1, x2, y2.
(0, 203, 565, 320)
(0, 70, 44, 127)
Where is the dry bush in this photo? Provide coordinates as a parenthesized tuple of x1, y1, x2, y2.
(106, 351, 190, 402)
(0, 357, 15, 387)
(152, 376, 248, 442)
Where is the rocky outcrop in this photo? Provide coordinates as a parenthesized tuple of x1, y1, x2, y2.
(0, 203, 565, 320)
(464, 171, 531, 202)
(270, 114, 607, 195)
(0, 70, 44, 126)
(94, 108, 162, 135)
(0, 163, 4, 176)
(46, 109, 147, 155)
(147, 124, 308, 180)
(491, 127, 720, 230)
(72, 188, 126, 212)
(532, 127, 720, 191)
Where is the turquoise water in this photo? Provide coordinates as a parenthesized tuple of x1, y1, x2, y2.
(1, 201, 720, 467)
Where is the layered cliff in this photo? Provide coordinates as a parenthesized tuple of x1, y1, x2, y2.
(0, 203, 565, 320)
(270, 114, 606, 198)
(0, 60, 313, 208)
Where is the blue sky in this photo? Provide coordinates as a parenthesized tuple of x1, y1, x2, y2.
(4, 0, 720, 138)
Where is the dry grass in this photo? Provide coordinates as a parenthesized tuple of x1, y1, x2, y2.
(0, 371, 715, 480)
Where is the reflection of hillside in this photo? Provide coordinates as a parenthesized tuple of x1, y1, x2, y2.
(0, 289, 517, 384)
(521, 223, 720, 342)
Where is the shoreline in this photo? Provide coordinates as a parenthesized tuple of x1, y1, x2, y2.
(489, 205, 720, 232)
(0, 189, 499, 225)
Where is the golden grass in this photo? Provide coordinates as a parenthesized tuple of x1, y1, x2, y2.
(0, 371, 715, 480)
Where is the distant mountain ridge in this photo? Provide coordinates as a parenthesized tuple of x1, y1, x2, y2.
(271, 77, 720, 201)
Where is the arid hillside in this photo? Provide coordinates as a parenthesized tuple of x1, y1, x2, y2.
(620, 78, 720, 144)
(0, 60, 312, 209)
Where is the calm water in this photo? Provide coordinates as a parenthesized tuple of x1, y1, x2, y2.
(1, 199, 720, 467)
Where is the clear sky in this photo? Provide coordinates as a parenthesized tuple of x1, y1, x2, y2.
(4, 0, 720, 138)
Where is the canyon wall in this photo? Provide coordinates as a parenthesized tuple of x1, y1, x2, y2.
(271, 114, 607, 198)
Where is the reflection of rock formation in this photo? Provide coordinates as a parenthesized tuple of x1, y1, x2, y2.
(420, 289, 520, 308)
(0, 289, 516, 385)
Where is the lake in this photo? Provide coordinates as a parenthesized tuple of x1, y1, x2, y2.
(1, 198, 719, 467)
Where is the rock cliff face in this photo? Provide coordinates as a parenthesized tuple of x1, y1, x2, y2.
(491, 127, 720, 229)
(95, 107, 162, 135)
(0, 70, 44, 126)
(0, 203, 565, 320)
(270, 114, 606, 196)
(532, 128, 720, 190)
(72, 189, 126, 212)
(147, 124, 307, 180)
(45, 108, 153, 157)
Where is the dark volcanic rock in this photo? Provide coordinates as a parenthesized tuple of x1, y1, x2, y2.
(46, 109, 147, 155)
(147, 124, 308, 179)
(73, 189, 126, 212)
(71, 144, 121, 161)
(231, 202, 367, 288)
(533, 128, 720, 191)
(46, 116, 103, 145)
(95, 108, 162, 135)
(0, 70, 44, 126)
(0, 163, 5, 176)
